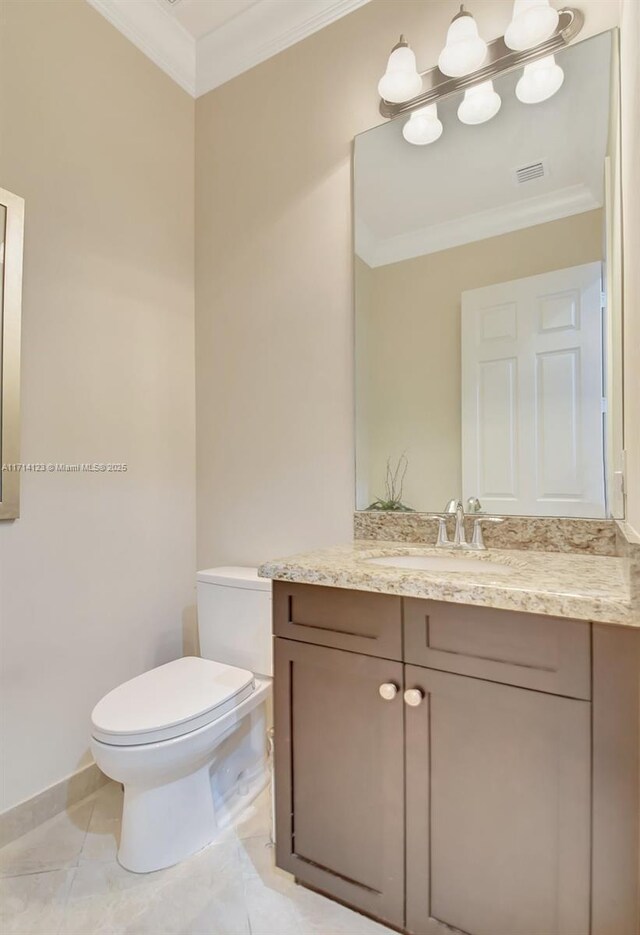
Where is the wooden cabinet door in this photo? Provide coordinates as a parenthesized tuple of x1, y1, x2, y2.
(404, 598, 591, 699)
(274, 638, 405, 930)
(274, 581, 402, 660)
(404, 665, 591, 935)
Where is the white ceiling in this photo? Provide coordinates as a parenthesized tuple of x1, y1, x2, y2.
(355, 32, 612, 267)
(163, 0, 261, 41)
(87, 0, 371, 97)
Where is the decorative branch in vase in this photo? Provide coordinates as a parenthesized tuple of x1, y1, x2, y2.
(366, 454, 415, 512)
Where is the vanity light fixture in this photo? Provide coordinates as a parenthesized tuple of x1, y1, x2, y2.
(377, 4, 581, 145)
(377, 36, 423, 104)
(377, 5, 581, 122)
(457, 80, 502, 124)
(438, 6, 488, 78)
(505, 0, 560, 52)
(516, 54, 565, 102)
(402, 104, 444, 145)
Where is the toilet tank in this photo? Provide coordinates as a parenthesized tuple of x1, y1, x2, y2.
(196, 567, 273, 677)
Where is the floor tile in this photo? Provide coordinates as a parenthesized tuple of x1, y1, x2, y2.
(0, 800, 94, 878)
(242, 874, 302, 935)
(290, 884, 398, 935)
(237, 834, 280, 882)
(232, 785, 273, 842)
(79, 782, 122, 864)
(61, 839, 249, 935)
(0, 868, 74, 935)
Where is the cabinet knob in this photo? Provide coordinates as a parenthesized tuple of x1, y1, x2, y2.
(379, 682, 399, 701)
(404, 688, 424, 707)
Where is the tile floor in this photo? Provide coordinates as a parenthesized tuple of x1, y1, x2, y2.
(0, 783, 396, 935)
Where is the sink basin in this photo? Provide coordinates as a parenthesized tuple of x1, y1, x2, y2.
(365, 554, 517, 575)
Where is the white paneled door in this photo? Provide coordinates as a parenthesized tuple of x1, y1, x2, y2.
(462, 262, 605, 517)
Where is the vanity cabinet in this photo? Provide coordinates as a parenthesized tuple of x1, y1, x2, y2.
(273, 581, 640, 935)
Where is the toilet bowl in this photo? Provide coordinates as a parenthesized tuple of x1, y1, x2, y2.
(90, 567, 272, 873)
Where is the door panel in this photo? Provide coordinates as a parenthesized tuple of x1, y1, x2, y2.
(536, 347, 581, 498)
(462, 262, 605, 516)
(478, 357, 517, 498)
(274, 638, 405, 929)
(405, 666, 591, 935)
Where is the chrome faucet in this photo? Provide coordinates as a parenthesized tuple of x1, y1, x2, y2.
(430, 498, 504, 550)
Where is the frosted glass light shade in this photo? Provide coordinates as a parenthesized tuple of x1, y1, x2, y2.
(516, 55, 564, 103)
(504, 0, 560, 51)
(457, 81, 502, 124)
(378, 43, 423, 103)
(402, 104, 444, 145)
(438, 10, 488, 78)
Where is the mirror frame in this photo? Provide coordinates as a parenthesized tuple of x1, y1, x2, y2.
(0, 187, 24, 520)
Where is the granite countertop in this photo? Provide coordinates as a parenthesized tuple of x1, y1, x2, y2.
(258, 540, 634, 627)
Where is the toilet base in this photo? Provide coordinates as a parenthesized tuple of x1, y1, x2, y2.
(117, 756, 269, 873)
(119, 763, 217, 873)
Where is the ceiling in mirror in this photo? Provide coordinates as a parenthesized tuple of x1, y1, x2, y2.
(354, 31, 623, 520)
(356, 34, 609, 267)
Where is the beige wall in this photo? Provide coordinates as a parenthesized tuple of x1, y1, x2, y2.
(195, 0, 623, 567)
(357, 211, 604, 511)
(0, 1, 196, 811)
(620, 0, 640, 536)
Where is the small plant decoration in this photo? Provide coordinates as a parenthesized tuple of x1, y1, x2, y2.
(366, 454, 414, 512)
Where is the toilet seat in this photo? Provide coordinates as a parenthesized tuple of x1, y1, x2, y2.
(90, 656, 255, 746)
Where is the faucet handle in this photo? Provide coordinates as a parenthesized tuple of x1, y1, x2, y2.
(426, 513, 450, 547)
(471, 516, 505, 550)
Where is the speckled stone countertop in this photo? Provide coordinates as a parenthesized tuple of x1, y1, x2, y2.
(259, 540, 634, 627)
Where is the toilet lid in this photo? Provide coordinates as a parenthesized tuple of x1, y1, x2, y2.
(90, 656, 255, 746)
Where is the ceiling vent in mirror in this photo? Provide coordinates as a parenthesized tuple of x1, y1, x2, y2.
(514, 160, 547, 184)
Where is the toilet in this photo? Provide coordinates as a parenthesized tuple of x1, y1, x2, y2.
(90, 567, 272, 873)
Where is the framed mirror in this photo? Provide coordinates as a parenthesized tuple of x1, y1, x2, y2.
(355, 30, 623, 520)
(0, 187, 25, 520)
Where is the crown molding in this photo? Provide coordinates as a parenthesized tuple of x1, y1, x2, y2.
(87, 0, 196, 95)
(356, 184, 602, 268)
(196, 0, 371, 97)
(86, 0, 371, 99)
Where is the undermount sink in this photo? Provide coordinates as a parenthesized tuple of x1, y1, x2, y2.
(365, 554, 518, 575)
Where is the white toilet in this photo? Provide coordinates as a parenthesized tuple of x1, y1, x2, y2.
(90, 567, 272, 873)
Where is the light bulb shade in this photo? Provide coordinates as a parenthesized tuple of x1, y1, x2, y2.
(457, 81, 502, 124)
(402, 104, 444, 145)
(378, 44, 423, 103)
(504, 0, 560, 51)
(516, 55, 564, 102)
(438, 11, 488, 78)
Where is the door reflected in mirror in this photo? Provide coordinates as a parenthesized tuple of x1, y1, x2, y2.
(354, 30, 623, 520)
